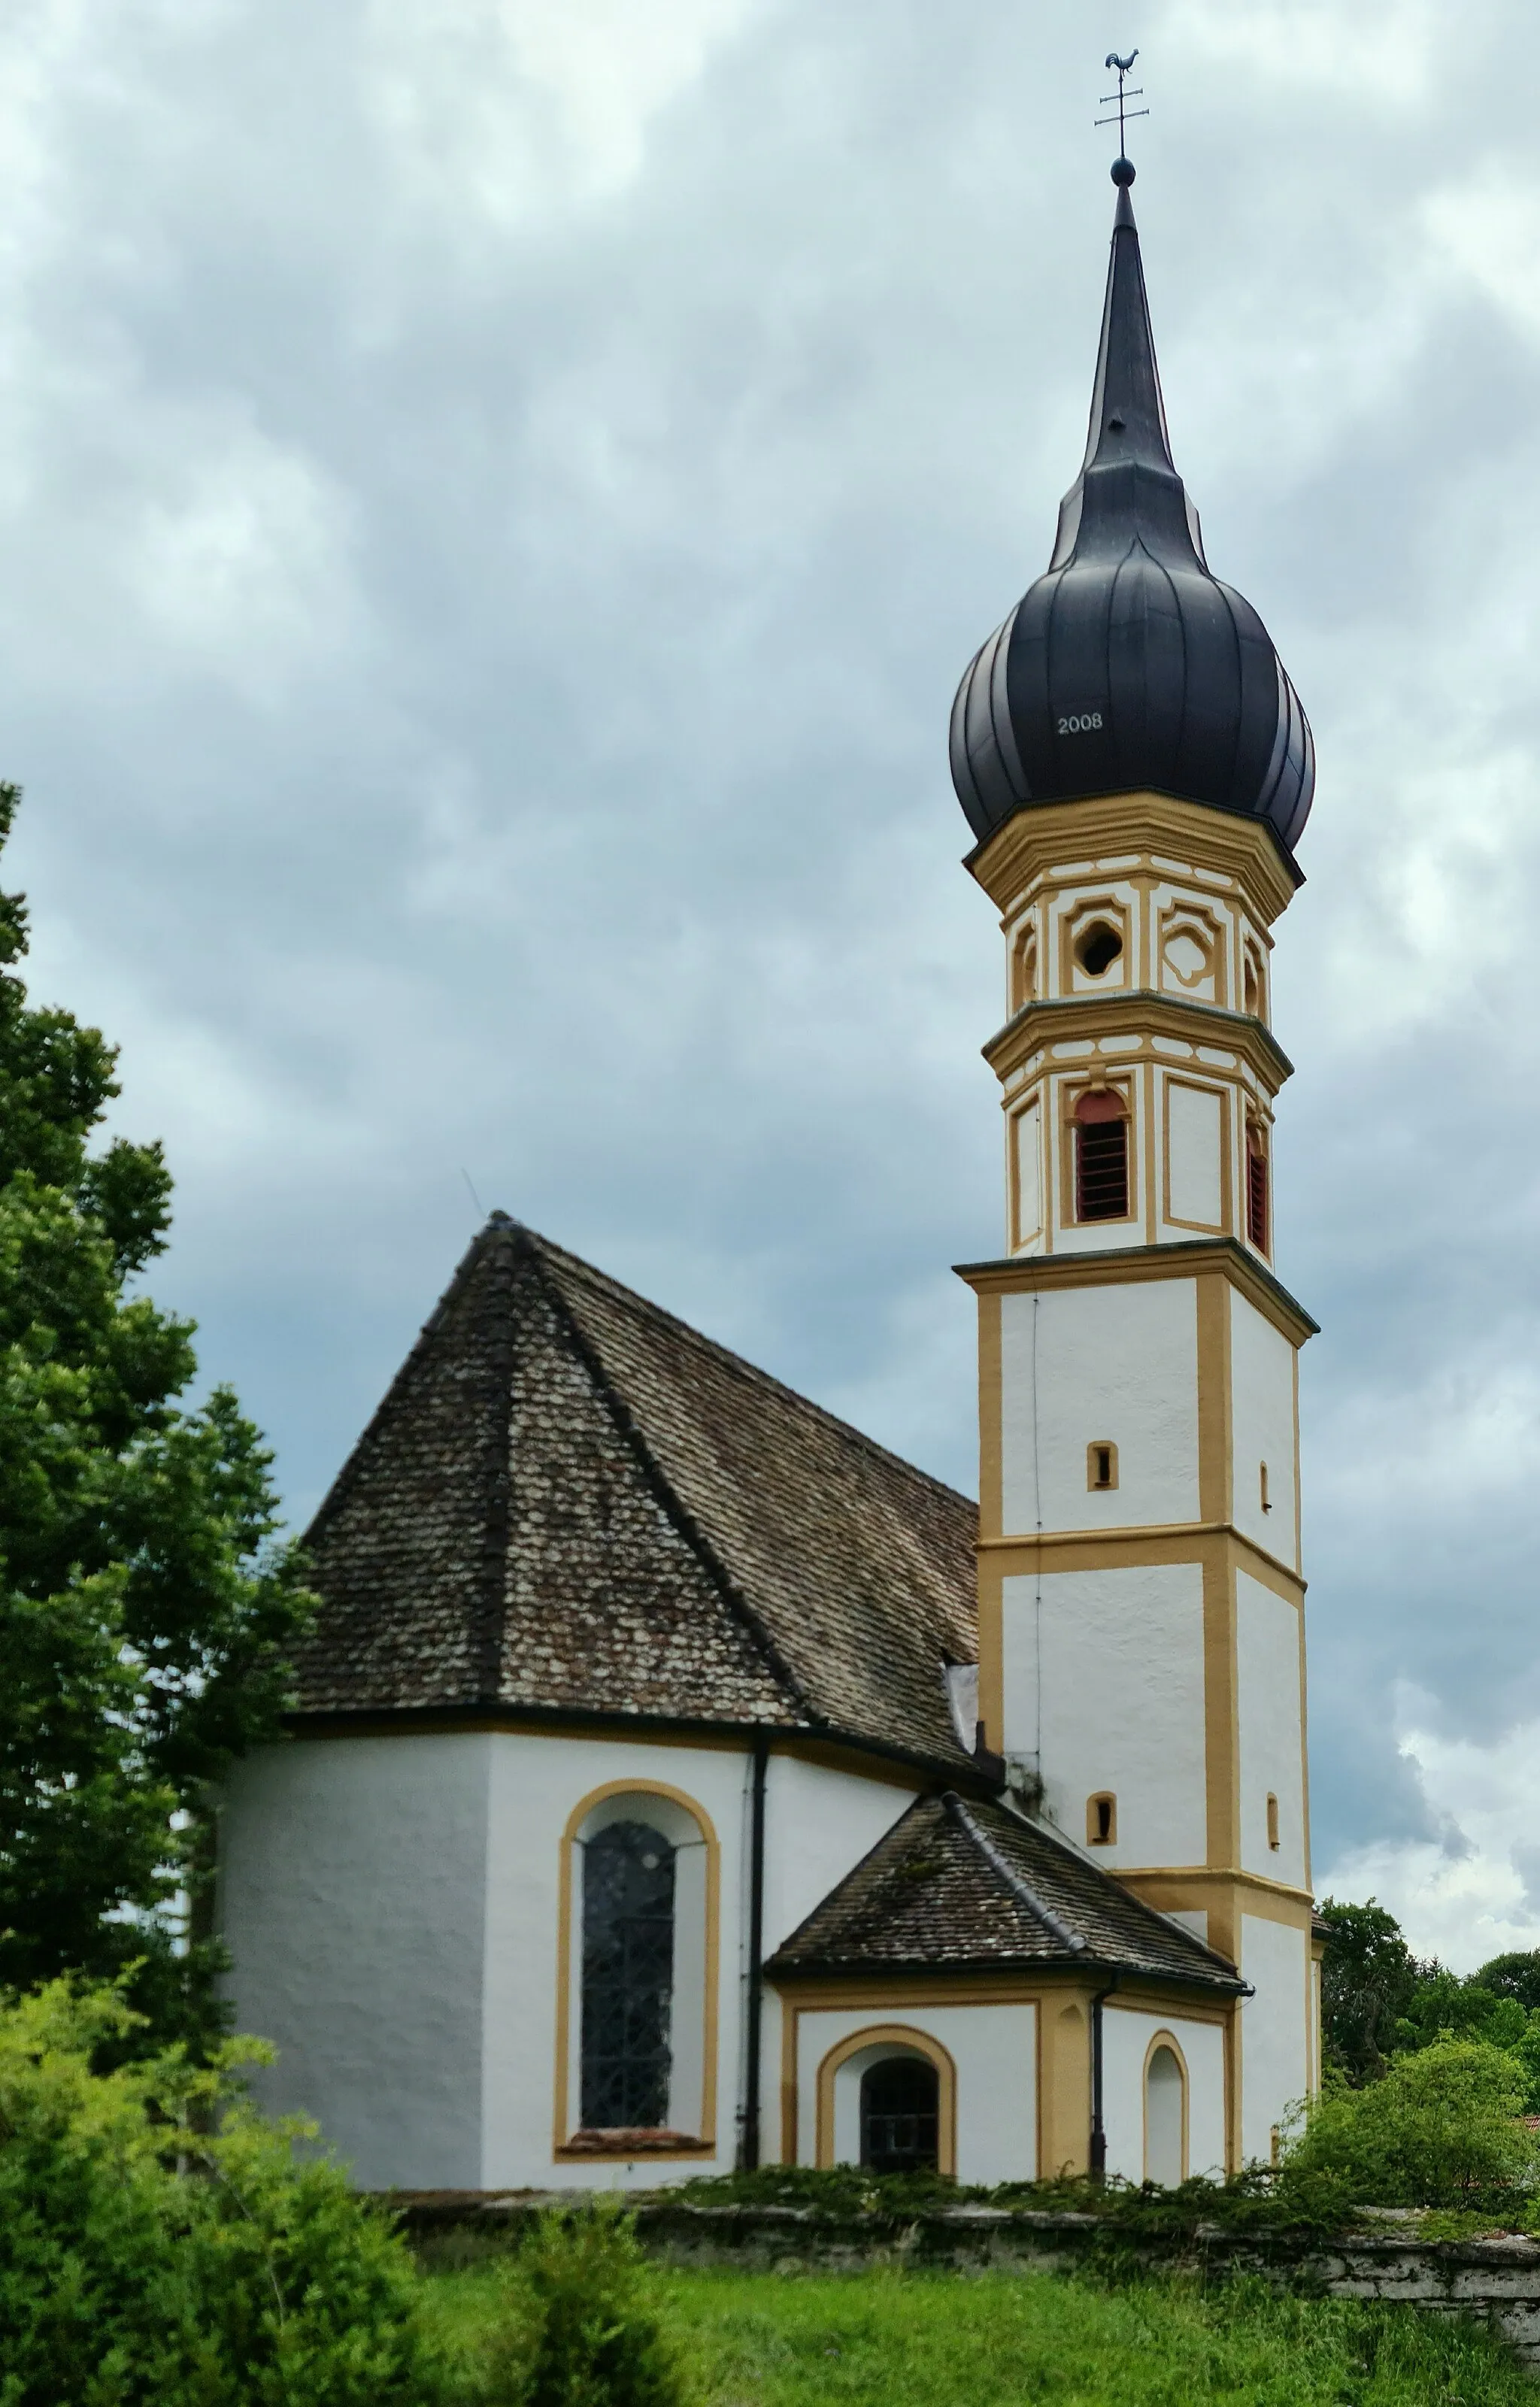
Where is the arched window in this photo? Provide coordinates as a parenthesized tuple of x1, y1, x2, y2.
(581, 1821, 675, 2130)
(1075, 1090, 1129, 1223)
(1144, 2039, 1187, 2187)
(859, 2055, 939, 2174)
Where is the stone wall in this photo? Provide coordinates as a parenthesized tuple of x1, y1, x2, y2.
(398, 2194, 1540, 2370)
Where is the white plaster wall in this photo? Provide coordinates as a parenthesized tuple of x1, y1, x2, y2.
(1164, 1078, 1224, 1230)
(1239, 1915, 1310, 2165)
(1235, 1575, 1306, 1887)
(1002, 1563, 1207, 1868)
(219, 1735, 490, 2191)
(999, 1281, 1200, 1535)
(1229, 1290, 1297, 1563)
(481, 1732, 750, 2190)
(1100, 2005, 1226, 2183)
(761, 1757, 919, 1956)
(795, 2004, 1037, 2184)
(755, 1759, 920, 2167)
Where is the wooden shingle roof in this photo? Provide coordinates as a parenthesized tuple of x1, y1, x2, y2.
(767, 1792, 1245, 1991)
(292, 1216, 980, 1775)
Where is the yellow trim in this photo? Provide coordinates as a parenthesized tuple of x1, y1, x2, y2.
(981, 1523, 1305, 1599)
(966, 790, 1299, 926)
(772, 1970, 1232, 2014)
(1162, 1076, 1230, 1236)
(552, 1778, 721, 2161)
(1044, 1994, 1091, 2177)
(781, 2001, 799, 2166)
(1141, 2027, 1190, 2184)
(814, 2026, 958, 2176)
(987, 991, 1287, 1098)
(956, 1238, 1316, 1351)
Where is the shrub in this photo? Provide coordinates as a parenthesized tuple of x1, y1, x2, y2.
(517, 2203, 690, 2407)
(1283, 2037, 1540, 2206)
(0, 1978, 453, 2405)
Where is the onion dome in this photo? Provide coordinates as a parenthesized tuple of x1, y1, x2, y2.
(950, 167, 1314, 858)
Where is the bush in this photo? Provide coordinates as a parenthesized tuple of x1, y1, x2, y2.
(0, 1978, 453, 2405)
(516, 2204, 690, 2407)
(1283, 2037, 1540, 2206)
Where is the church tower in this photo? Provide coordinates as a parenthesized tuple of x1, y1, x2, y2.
(953, 159, 1320, 2166)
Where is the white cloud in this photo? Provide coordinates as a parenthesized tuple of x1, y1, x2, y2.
(1321, 1705, 1540, 1972)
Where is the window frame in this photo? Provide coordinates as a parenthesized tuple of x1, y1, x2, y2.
(553, 1780, 720, 2162)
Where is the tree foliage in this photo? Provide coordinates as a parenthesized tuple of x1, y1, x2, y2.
(1284, 2038, 1539, 2207)
(0, 782, 311, 2039)
(0, 1978, 456, 2406)
(1319, 1897, 1540, 2108)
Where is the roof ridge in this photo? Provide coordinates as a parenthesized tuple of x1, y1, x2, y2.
(986, 1795, 1245, 1978)
(945, 1794, 1088, 1955)
(519, 1232, 816, 1729)
(304, 1215, 517, 1548)
(525, 1225, 975, 1517)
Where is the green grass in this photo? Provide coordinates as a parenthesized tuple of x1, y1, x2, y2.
(421, 2261, 1537, 2405)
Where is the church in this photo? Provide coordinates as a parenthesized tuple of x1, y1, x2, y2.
(219, 156, 1323, 2195)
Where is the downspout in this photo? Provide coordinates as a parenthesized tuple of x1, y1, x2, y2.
(1089, 1972, 1120, 2181)
(740, 1735, 769, 2170)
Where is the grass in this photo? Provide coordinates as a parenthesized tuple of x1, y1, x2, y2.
(421, 2260, 1538, 2405)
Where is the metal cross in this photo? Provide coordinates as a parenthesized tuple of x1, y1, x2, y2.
(1096, 50, 1148, 160)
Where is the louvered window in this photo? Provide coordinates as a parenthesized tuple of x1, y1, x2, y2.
(1247, 1132, 1269, 1250)
(581, 1821, 675, 2129)
(1075, 1091, 1129, 1222)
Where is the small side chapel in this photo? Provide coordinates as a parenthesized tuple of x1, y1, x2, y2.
(220, 160, 1323, 2193)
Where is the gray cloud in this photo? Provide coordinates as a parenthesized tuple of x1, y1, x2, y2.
(5, 0, 1539, 1908)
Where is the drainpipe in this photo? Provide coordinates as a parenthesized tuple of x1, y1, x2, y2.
(1089, 1972, 1120, 2181)
(740, 1736, 769, 2170)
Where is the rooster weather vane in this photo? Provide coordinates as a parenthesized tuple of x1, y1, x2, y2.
(1096, 48, 1147, 183)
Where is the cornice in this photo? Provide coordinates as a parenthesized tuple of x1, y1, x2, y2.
(277, 1701, 1005, 1799)
(983, 987, 1294, 1090)
(964, 790, 1302, 924)
(953, 1235, 1319, 1347)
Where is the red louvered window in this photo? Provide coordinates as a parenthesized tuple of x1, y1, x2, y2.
(1247, 1131, 1269, 1251)
(1075, 1090, 1129, 1222)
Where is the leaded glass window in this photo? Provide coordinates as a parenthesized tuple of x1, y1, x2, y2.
(580, 1820, 675, 2129)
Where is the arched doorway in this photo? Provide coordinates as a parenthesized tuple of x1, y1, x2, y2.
(859, 2054, 939, 2175)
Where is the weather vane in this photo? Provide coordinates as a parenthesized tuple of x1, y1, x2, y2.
(1096, 50, 1147, 181)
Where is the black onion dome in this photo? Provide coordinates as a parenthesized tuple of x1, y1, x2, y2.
(950, 179, 1313, 857)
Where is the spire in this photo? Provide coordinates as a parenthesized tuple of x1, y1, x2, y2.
(948, 159, 1314, 856)
(1047, 165, 1205, 573)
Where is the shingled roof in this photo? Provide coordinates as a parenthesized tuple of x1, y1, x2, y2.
(292, 1216, 980, 1773)
(767, 1792, 1245, 1992)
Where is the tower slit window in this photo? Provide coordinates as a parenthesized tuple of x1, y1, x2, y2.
(1075, 1090, 1129, 1222)
(580, 1821, 675, 2130)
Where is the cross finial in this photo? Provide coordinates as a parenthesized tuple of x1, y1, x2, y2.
(1096, 49, 1148, 184)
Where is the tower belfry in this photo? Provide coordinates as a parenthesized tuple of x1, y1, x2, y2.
(953, 156, 1320, 2168)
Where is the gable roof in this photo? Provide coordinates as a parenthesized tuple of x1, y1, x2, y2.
(292, 1216, 980, 1774)
(766, 1791, 1245, 1993)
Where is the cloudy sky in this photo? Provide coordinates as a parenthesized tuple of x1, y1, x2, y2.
(8, 0, 1540, 1969)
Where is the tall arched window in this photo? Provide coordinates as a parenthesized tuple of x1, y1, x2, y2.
(581, 1821, 675, 2130)
(1144, 2040, 1187, 2187)
(1075, 1089, 1129, 1222)
(859, 2055, 939, 2175)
